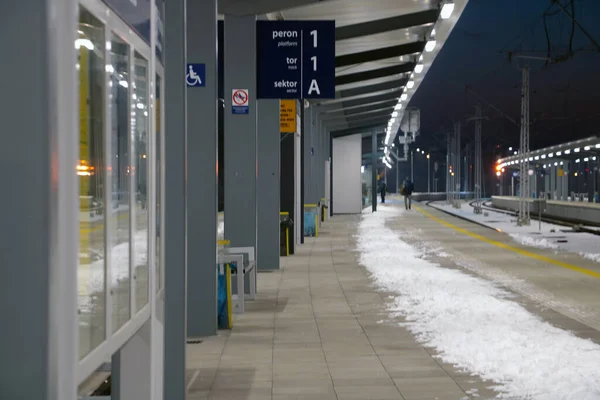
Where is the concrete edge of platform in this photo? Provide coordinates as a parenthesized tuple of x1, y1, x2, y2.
(425, 201, 502, 233)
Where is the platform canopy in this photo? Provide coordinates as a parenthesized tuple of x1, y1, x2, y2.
(220, 0, 468, 143)
(497, 136, 600, 171)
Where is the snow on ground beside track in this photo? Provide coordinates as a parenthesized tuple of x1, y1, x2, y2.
(509, 233, 559, 250)
(358, 206, 600, 400)
(431, 201, 600, 263)
(581, 252, 600, 263)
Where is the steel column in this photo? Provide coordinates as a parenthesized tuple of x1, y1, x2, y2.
(186, 0, 218, 337)
(224, 15, 258, 252)
(163, 0, 188, 397)
(257, 100, 280, 270)
(372, 131, 377, 212)
(0, 0, 78, 398)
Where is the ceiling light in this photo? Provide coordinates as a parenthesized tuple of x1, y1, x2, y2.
(584, 157, 589, 162)
(560, 161, 563, 165)
(574, 148, 580, 152)
(403, 87, 408, 92)
(390, 118, 396, 123)
(407, 80, 415, 89)
(415, 64, 424, 74)
(394, 103, 402, 111)
(425, 40, 436, 52)
(564, 149, 571, 154)
(596, 144, 600, 149)
(119, 80, 129, 88)
(593, 157, 597, 161)
(543, 164, 546, 168)
(585, 146, 591, 151)
(554, 162, 558, 166)
(529, 157, 534, 161)
(431, 28, 436, 37)
(556, 151, 561, 156)
(575, 159, 580, 163)
(401, 94, 408, 101)
(440, 1, 455, 19)
(392, 111, 398, 117)
(514, 151, 518, 155)
(419, 54, 423, 61)
(541, 155, 546, 159)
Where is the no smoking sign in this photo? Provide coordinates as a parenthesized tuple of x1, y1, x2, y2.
(232, 89, 249, 115)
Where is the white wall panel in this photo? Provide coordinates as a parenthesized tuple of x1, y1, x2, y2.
(332, 135, 362, 214)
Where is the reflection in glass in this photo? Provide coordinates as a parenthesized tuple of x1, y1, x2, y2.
(78, 8, 106, 359)
(134, 52, 150, 311)
(362, 165, 373, 207)
(109, 33, 131, 332)
(155, 74, 162, 293)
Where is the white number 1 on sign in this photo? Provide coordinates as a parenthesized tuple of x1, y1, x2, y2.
(310, 30, 317, 47)
(311, 56, 317, 71)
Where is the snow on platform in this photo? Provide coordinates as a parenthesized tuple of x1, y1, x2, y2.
(429, 200, 600, 262)
(358, 206, 600, 399)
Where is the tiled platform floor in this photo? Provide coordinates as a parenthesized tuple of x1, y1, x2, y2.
(186, 215, 496, 400)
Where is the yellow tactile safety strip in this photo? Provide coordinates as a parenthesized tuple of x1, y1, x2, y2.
(414, 206, 600, 279)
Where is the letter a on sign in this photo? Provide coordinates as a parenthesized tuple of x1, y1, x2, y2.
(307, 80, 321, 95)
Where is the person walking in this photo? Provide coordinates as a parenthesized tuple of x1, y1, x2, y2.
(402, 177, 414, 210)
(380, 182, 388, 204)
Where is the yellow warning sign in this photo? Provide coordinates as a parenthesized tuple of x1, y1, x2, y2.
(280, 100, 297, 133)
(558, 168, 564, 177)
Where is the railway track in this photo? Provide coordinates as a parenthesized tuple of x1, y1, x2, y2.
(471, 200, 600, 236)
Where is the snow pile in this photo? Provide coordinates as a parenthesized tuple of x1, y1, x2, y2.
(509, 233, 559, 250)
(357, 206, 600, 400)
(581, 252, 600, 264)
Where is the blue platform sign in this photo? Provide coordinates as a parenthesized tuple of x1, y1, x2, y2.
(186, 64, 206, 87)
(256, 20, 335, 100)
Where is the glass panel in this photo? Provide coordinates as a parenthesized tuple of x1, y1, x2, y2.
(155, 0, 165, 63)
(134, 52, 150, 311)
(155, 74, 163, 292)
(109, 33, 131, 332)
(362, 165, 373, 208)
(77, 8, 106, 359)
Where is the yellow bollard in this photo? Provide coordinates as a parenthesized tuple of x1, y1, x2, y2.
(225, 263, 232, 329)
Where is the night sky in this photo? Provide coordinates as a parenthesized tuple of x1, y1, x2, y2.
(410, 0, 600, 157)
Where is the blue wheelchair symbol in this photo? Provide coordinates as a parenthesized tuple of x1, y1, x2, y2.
(186, 64, 205, 87)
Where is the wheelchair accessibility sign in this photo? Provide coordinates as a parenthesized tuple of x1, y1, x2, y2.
(231, 89, 249, 114)
(186, 64, 205, 87)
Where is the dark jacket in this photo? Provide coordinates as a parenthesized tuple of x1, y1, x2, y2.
(380, 183, 387, 195)
(403, 180, 414, 195)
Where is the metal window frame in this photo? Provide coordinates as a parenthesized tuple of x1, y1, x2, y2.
(132, 49, 152, 313)
(49, 0, 79, 398)
(156, 62, 166, 298)
(77, 0, 155, 385)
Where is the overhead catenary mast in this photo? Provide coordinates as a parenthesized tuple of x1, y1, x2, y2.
(517, 66, 531, 226)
